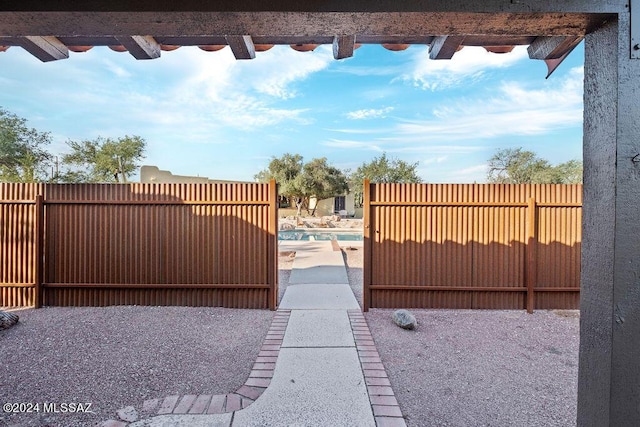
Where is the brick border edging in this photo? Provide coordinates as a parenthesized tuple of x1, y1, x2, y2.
(348, 310, 408, 427)
(100, 310, 291, 426)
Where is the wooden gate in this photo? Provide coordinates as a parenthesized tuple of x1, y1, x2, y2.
(0, 181, 278, 309)
(363, 181, 582, 312)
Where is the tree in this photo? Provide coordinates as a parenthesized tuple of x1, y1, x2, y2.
(61, 135, 146, 183)
(349, 153, 421, 207)
(0, 108, 53, 182)
(550, 159, 583, 184)
(254, 153, 303, 208)
(254, 153, 348, 216)
(487, 147, 583, 184)
(296, 157, 349, 216)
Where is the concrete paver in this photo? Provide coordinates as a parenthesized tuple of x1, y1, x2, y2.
(282, 310, 354, 348)
(287, 242, 349, 285)
(279, 284, 360, 310)
(129, 413, 232, 426)
(232, 347, 375, 427)
(115, 239, 405, 426)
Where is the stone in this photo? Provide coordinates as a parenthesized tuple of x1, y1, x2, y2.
(0, 311, 19, 330)
(392, 310, 417, 330)
(116, 406, 138, 422)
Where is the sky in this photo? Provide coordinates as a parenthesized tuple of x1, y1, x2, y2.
(0, 42, 584, 183)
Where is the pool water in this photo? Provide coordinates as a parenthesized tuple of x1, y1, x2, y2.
(278, 230, 363, 241)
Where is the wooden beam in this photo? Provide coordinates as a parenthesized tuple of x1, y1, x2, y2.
(527, 35, 583, 60)
(18, 36, 68, 62)
(429, 35, 464, 59)
(0, 12, 610, 40)
(115, 35, 160, 59)
(332, 34, 355, 59)
(225, 35, 255, 59)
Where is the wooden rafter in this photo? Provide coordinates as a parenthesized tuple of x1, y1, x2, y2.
(527, 36, 583, 60)
(18, 36, 68, 62)
(333, 35, 356, 59)
(225, 35, 255, 59)
(429, 35, 465, 60)
(115, 35, 160, 59)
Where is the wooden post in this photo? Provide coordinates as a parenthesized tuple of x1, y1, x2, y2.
(363, 179, 372, 312)
(34, 194, 44, 309)
(526, 197, 537, 314)
(268, 179, 278, 311)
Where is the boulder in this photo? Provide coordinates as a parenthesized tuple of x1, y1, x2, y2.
(392, 309, 417, 330)
(0, 310, 19, 330)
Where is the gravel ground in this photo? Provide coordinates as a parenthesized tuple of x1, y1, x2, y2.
(5, 245, 578, 426)
(0, 306, 273, 427)
(344, 247, 580, 426)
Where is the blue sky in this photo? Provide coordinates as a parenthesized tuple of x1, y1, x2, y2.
(0, 42, 584, 183)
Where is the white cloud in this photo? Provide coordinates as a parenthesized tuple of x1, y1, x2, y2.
(101, 58, 132, 78)
(346, 107, 394, 120)
(326, 128, 388, 135)
(67, 46, 331, 134)
(423, 155, 448, 165)
(246, 46, 334, 99)
(322, 139, 384, 152)
(395, 67, 583, 141)
(403, 45, 529, 90)
(422, 163, 488, 183)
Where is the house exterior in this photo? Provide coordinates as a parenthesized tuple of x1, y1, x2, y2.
(140, 165, 251, 184)
(309, 193, 357, 218)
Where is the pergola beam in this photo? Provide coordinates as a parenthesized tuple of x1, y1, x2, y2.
(115, 35, 160, 59)
(225, 35, 255, 59)
(527, 35, 583, 59)
(18, 36, 68, 62)
(333, 34, 356, 59)
(429, 35, 465, 59)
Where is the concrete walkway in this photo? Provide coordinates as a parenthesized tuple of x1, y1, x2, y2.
(107, 241, 405, 427)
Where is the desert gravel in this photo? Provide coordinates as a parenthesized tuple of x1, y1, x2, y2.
(344, 249, 581, 426)
(1, 241, 581, 427)
(367, 309, 579, 427)
(0, 306, 272, 427)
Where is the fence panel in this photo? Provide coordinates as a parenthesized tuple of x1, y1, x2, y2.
(0, 181, 278, 309)
(364, 182, 582, 312)
(0, 183, 43, 307)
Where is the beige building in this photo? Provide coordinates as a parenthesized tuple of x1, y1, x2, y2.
(140, 165, 251, 184)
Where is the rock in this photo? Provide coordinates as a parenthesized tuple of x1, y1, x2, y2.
(0, 310, 19, 330)
(116, 406, 139, 423)
(392, 309, 417, 330)
(280, 222, 295, 231)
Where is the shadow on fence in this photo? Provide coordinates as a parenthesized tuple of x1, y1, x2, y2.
(1, 182, 278, 309)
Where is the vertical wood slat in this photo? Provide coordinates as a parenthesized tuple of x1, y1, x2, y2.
(363, 179, 372, 311)
(268, 179, 278, 311)
(367, 183, 581, 311)
(526, 197, 537, 313)
(1, 182, 276, 309)
(34, 194, 44, 308)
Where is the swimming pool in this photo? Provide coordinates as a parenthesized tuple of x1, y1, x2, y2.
(278, 230, 363, 241)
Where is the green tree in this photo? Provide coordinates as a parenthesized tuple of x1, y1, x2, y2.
(0, 108, 53, 182)
(61, 135, 146, 183)
(487, 147, 582, 184)
(350, 153, 421, 207)
(550, 159, 583, 184)
(254, 153, 303, 208)
(296, 157, 349, 216)
(255, 153, 348, 216)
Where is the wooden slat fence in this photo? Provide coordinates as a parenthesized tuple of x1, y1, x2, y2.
(363, 181, 582, 312)
(0, 181, 278, 309)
